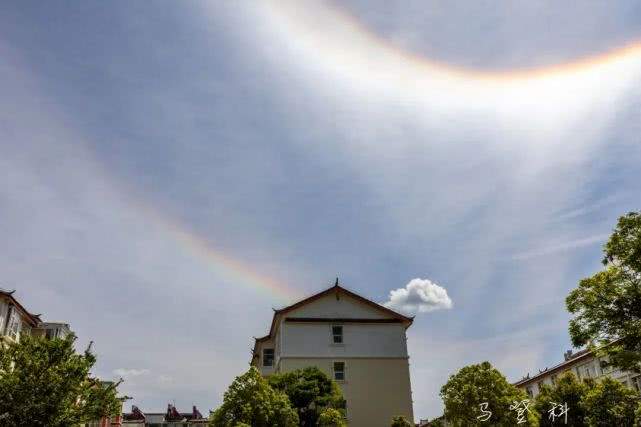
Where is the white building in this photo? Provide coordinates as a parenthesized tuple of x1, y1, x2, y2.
(0, 288, 42, 343)
(1, 288, 73, 344)
(251, 282, 415, 426)
(514, 347, 641, 398)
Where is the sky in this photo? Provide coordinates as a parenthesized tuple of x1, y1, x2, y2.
(1, 0, 641, 420)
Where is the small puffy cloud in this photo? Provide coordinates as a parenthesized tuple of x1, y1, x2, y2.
(113, 368, 150, 378)
(157, 374, 173, 384)
(384, 278, 453, 316)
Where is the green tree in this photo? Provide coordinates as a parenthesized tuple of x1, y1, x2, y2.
(0, 334, 123, 426)
(390, 415, 412, 427)
(425, 416, 447, 427)
(268, 367, 345, 426)
(566, 211, 641, 372)
(533, 372, 591, 426)
(440, 361, 537, 426)
(317, 408, 346, 427)
(582, 377, 638, 427)
(635, 402, 641, 427)
(210, 366, 298, 427)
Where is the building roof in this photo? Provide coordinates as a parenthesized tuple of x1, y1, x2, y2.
(0, 288, 42, 327)
(123, 405, 206, 422)
(513, 348, 593, 387)
(255, 281, 413, 345)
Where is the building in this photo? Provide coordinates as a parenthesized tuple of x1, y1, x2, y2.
(514, 347, 641, 398)
(1, 288, 74, 344)
(33, 321, 73, 340)
(1, 289, 121, 427)
(122, 404, 208, 426)
(251, 281, 415, 426)
(0, 288, 42, 343)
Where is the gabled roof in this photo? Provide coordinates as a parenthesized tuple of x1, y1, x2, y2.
(256, 282, 413, 344)
(0, 288, 42, 327)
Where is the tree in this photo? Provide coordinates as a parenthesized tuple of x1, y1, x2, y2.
(390, 415, 412, 427)
(0, 334, 123, 426)
(439, 361, 537, 426)
(268, 367, 345, 426)
(533, 372, 591, 426)
(317, 408, 346, 427)
(635, 402, 641, 427)
(582, 377, 638, 426)
(210, 366, 299, 427)
(566, 211, 641, 372)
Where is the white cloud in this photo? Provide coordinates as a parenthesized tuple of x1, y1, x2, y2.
(113, 368, 150, 378)
(384, 278, 453, 316)
(158, 375, 173, 384)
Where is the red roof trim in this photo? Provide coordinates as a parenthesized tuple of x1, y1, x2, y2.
(255, 284, 413, 344)
(276, 284, 412, 321)
(285, 317, 405, 323)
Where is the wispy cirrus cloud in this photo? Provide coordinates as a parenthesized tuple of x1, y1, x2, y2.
(113, 368, 150, 378)
(511, 234, 608, 261)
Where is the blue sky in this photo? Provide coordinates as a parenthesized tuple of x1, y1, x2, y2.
(1, 1, 641, 419)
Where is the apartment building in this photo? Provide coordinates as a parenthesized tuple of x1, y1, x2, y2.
(1, 288, 74, 344)
(514, 347, 641, 398)
(251, 282, 415, 426)
(0, 288, 42, 343)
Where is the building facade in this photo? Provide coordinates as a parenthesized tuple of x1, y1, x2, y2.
(1, 289, 75, 345)
(0, 288, 42, 343)
(251, 282, 415, 426)
(122, 404, 208, 426)
(514, 347, 641, 398)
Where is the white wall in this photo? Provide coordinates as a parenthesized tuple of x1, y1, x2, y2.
(0, 299, 7, 333)
(287, 293, 389, 319)
(255, 338, 276, 375)
(281, 322, 408, 358)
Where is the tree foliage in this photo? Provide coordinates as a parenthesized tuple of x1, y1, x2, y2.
(268, 367, 345, 426)
(390, 415, 413, 427)
(316, 408, 346, 427)
(582, 377, 638, 427)
(0, 334, 123, 426)
(566, 211, 641, 371)
(533, 372, 591, 426)
(440, 361, 537, 426)
(210, 366, 298, 427)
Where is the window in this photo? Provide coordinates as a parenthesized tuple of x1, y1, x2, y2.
(526, 386, 533, 398)
(631, 376, 641, 393)
(331, 325, 343, 344)
(262, 348, 274, 367)
(6, 309, 21, 341)
(551, 374, 557, 386)
(537, 381, 544, 391)
(583, 366, 591, 379)
(333, 362, 345, 381)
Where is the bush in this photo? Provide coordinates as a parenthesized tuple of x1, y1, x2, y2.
(391, 415, 412, 427)
(317, 407, 346, 426)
